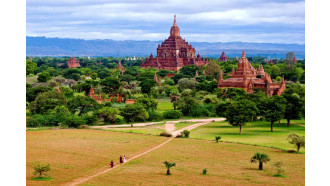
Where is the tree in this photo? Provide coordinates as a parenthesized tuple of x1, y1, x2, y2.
(90, 73, 98, 80)
(29, 91, 67, 114)
(181, 130, 190, 138)
(33, 162, 51, 178)
(64, 114, 85, 128)
(178, 78, 196, 91)
(26, 60, 37, 75)
(37, 72, 51, 82)
(264, 96, 286, 132)
(26, 86, 52, 102)
(101, 77, 120, 94)
(215, 136, 221, 143)
(140, 79, 157, 94)
(176, 96, 199, 116)
(120, 104, 149, 126)
(179, 65, 200, 78)
(136, 96, 158, 111)
(273, 161, 285, 177)
(67, 96, 100, 116)
(163, 161, 176, 175)
(205, 61, 221, 78)
(287, 133, 305, 152)
(282, 91, 304, 126)
(97, 107, 119, 124)
(225, 99, 258, 134)
(251, 152, 270, 170)
(49, 105, 71, 124)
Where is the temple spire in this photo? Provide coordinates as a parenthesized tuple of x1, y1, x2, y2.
(242, 49, 245, 57)
(173, 14, 177, 26)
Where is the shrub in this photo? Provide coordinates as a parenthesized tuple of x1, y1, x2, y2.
(27, 114, 45, 127)
(215, 136, 221, 143)
(164, 161, 176, 175)
(273, 161, 285, 177)
(33, 162, 51, 178)
(159, 132, 172, 137)
(202, 168, 207, 175)
(82, 114, 98, 125)
(191, 105, 210, 117)
(175, 134, 183, 138)
(181, 130, 190, 138)
(251, 152, 270, 170)
(148, 110, 163, 121)
(163, 110, 183, 119)
(287, 132, 305, 152)
(64, 115, 85, 128)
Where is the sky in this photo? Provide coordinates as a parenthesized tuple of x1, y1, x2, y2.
(26, 0, 305, 44)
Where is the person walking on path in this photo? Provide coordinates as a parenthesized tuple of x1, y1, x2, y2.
(110, 160, 114, 168)
(123, 155, 126, 163)
(120, 156, 123, 164)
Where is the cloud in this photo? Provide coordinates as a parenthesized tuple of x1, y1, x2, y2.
(26, 0, 305, 44)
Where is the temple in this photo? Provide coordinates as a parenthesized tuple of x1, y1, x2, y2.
(219, 51, 229, 62)
(67, 57, 81, 69)
(218, 49, 286, 96)
(88, 86, 102, 104)
(140, 15, 208, 71)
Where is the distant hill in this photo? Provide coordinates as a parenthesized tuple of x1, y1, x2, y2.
(26, 36, 305, 59)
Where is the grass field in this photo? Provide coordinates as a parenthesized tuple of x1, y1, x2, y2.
(156, 98, 173, 113)
(84, 137, 305, 185)
(175, 121, 197, 130)
(26, 129, 167, 185)
(190, 119, 305, 152)
(106, 123, 166, 136)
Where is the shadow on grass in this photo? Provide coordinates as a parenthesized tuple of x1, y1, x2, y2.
(31, 177, 52, 181)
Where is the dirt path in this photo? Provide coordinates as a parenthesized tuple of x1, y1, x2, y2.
(170, 118, 225, 137)
(64, 138, 173, 186)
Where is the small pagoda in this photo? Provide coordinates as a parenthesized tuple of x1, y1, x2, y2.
(67, 57, 81, 69)
(218, 49, 285, 96)
(219, 51, 229, 62)
(140, 15, 208, 71)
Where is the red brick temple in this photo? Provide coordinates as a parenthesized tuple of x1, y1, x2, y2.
(88, 86, 102, 104)
(218, 49, 286, 96)
(219, 51, 229, 62)
(140, 15, 208, 71)
(67, 57, 81, 69)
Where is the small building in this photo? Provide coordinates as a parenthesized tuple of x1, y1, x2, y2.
(67, 57, 81, 69)
(219, 51, 229, 62)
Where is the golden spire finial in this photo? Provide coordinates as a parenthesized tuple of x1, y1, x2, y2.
(173, 14, 177, 26)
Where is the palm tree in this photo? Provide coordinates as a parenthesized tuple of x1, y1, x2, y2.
(163, 161, 176, 175)
(251, 152, 270, 170)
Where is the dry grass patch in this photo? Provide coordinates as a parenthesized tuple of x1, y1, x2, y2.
(26, 129, 167, 185)
(84, 138, 305, 185)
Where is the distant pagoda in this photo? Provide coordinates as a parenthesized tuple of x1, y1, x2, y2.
(218, 49, 286, 96)
(67, 57, 81, 69)
(219, 51, 229, 62)
(140, 15, 208, 71)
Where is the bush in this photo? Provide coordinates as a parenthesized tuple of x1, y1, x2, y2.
(191, 105, 210, 117)
(160, 132, 172, 137)
(215, 136, 221, 143)
(64, 115, 85, 128)
(202, 168, 207, 175)
(163, 110, 183, 119)
(33, 162, 51, 178)
(27, 114, 58, 127)
(82, 114, 98, 125)
(273, 161, 285, 177)
(148, 110, 163, 121)
(181, 130, 190, 138)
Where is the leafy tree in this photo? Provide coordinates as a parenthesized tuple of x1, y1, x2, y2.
(49, 105, 71, 124)
(120, 104, 149, 126)
(215, 102, 230, 117)
(26, 86, 52, 102)
(171, 73, 190, 84)
(251, 153, 270, 170)
(157, 69, 171, 77)
(178, 78, 196, 90)
(29, 91, 67, 114)
(33, 162, 51, 178)
(26, 60, 37, 75)
(90, 73, 98, 80)
(273, 161, 285, 177)
(287, 133, 305, 152)
(37, 72, 51, 82)
(64, 114, 85, 128)
(163, 161, 176, 175)
(120, 74, 134, 83)
(268, 65, 281, 79)
(136, 96, 158, 111)
(163, 110, 183, 119)
(97, 107, 119, 124)
(67, 96, 100, 116)
(225, 99, 258, 134)
(63, 68, 81, 81)
(205, 61, 221, 78)
(179, 65, 200, 78)
(101, 77, 121, 94)
(283, 93, 303, 126)
(140, 79, 157, 94)
(264, 96, 286, 132)
(196, 81, 218, 93)
(215, 136, 221, 143)
(165, 86, 178, 96)
(176, 96, 199, 116)
(181, 130, 190, 138)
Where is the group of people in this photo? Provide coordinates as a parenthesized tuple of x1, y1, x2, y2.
(110, 155, 126, 168)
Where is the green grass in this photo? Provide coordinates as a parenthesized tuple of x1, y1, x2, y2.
(156, 98, 173, 112)
(189, 119, 305, 152)
(105, 124, 166, 136)
(31, 177, 53, 181)
(175, 121, 197, 130)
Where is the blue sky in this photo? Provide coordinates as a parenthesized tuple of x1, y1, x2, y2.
(26, 0, 305, 44)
